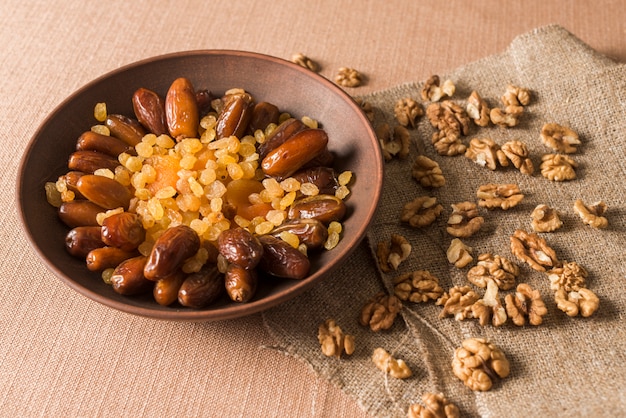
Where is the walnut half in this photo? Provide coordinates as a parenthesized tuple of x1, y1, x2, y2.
(395, 97, 424, 128)
(412, 155, 445, 188)
(467, 253, 519, 290)
(452, 338, 510, 391)
(372, 347, 412, 379)
(504, 283, 548, 326)
(359, 292, 402, 332)
(531, 204, 563, 232)
(318, 319, 355, 358)
(573, 199, 608, 229)
(446, 238, 473, 268)
(446, 201, 484, 238)
(510, 229, 560, 272)
(477, 183, 524, 210)
(407, 392, 460, 418)
(393, 270, 444, 303)
(540, 123, 581, 153)
(401, 196, 444, 228)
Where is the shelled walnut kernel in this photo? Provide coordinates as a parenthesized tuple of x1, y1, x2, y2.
(540, 154, 577, 181)
(411, 155, 445, 188)
(401, 196, 444, 228)
(504, 283, 547, 326)
(452, 338, 510, 391)
(477, 183, 524, 210)
(501, 84, 531, 107)
(540, 123, 580, 153)
(421, 75, 455, 102)
(470, 279, 507, 327)
(395, 98, 424, 128)
(291, 53, 320, 72)
(490, 105, 523, 127)
(359, 292, 402, 332)
(446, 201, 484, 238)
(465, 138, 508, 170)
(377, 234, 412, 272)
(437, 285, 480, 321)
(426, 101, 469, 156)
(376, 123, 410, 161)
(573, 199, 608, 229)
(510, 229, 560, 272)
(372, 347, 412, 379)
(393, 270, 444, 303)
(407, 392, 460, 418)
(466, 90, 490, 127)
(501, 140, 534, 175)
(549, 261, 599, 317)
(335, 67, 362, 87)
(531, 204, 563, 232)
(318, 319, 355, 358)
(354, 98, 375, 122)
(446, 238, 473, 268)
(467, 253, 519, 290)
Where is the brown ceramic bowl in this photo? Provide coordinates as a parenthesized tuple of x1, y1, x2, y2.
(17, 50, 382, 321)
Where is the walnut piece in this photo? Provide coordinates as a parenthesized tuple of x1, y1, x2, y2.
(510, 229, 560, 272)
(501, 84, 531, 106)
(467, 253, 519, 290)
(354, 98, 375, 122)
(437, 285, 480, 321)
(401, 196, 444, 228)
(465, 138, 508, 170)
(540, 153, 577, 181)
(504, 283, 548, 326)
(446, 201, 484, 238)
(540, 123, 580, 153)
(531, 204, 563, 232)
(452, 337, 510, 391)
(477, 183, 524, 210)
(466, 90, 491, 127)
(470, 279, 508, 327)
(426, 101, 469, 156)
(377, 234, 412, 272)
(548, 261, 587, 292)
(335, 67, 362, 87)
(446, 238, 473, 268)
(291, 53, 320, 72)
(393, 270, 444, 303)
(376, 123, 410, 161)
(554, 287, 599, 317)
(411, 155, 445, 188)
(421, 75, 455, 102)
(573, 199, 608, 229)
(318, 319, 355, 358)
(395, 98, 424, 128)
(490, 105, 523, 127)
(372, 347, 412, 379)
(360, 292, 402, 332)
(501, 140, 534, 175)
(407, 392, 460, 418)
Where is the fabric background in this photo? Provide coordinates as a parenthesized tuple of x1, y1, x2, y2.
(2, 1, 625, 417)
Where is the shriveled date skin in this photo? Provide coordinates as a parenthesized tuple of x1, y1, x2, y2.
(261, 128, 329, 179)
(258, 235, 310, 280)
(271, 218, 328, 249)
(291, 166, 339, 195)
(111, 255, 153, 295)
(257, 118, 306, 160)
(165, 77, 200, 140)
(288, 194, 346, 225)
(216, 94, 254, 139)
(217, 228, 264, 270)
(225, 264, 258, 303)
(178, 264, 224, 308)
(105, 114, 146, 147)
(68, 150, 120, 174)
(101, 212, 145, 251)
(65, 226, 105, 258)
(132, 87, 168, 135)
(76, 174, 132, 210)
(248, 101, 280, 134)
(144, 225, 201, 280)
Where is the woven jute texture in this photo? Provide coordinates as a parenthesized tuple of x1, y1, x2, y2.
(263, 25, 626, 418)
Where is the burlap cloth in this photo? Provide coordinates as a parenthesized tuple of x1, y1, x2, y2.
(263, 25, 626, 417)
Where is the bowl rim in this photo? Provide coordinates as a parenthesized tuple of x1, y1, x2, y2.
(17, 49, 383, 322)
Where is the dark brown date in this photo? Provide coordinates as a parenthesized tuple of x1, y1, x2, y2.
(248, 101, 280, 134)
(300, 148, 335, 169)
(257, 117, 306, 160)
(287, 194, 347, 225)
(58, 200, 105, 228)
(144, 225, 201, 280)
(258, 235, 310, 280)
(291, 167, 339, 195)
(65, 226, 105, 258)
(195, 89, 214, 115)
(132, 87, 168, 135)
(271, 218, 328, 249)
(153, 270, 187, 306)
(101, 212, 145, 251)
(105, 114, 146, 147)
(68, 150, 120, 173)
(111, 255, 152, 295)
(261, 128, 329, 179)
(86, 246, 137, 271)
(217, 228, 264, 270)
(76, 174, 132, 210)
(165, 77, 199, 140)
(225, 264, 257, 303)
(216, 94, 254, 139)
(76, 131, 134, 157)
(178, 264, 223, 308)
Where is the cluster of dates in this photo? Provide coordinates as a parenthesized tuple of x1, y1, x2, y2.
(53, 77, 350, 309)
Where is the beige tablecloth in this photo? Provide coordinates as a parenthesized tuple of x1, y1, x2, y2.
(2, 1, 625, 417)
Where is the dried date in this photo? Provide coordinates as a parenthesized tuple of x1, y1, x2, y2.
(144, 225, 201, 280)
(258, 235, 310, 280)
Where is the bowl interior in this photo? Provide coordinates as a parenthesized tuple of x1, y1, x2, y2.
(17, 50, 382, 321)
